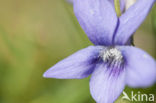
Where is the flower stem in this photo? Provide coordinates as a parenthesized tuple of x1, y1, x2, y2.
(114, 0, 121, 17)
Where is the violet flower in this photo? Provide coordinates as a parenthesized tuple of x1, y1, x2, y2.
(44, 0, 156, 103)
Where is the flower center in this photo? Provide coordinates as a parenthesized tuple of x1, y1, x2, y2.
(102, 48, 123, 61)
(100, 47, 124, 69)
(99, 47, 125, 76)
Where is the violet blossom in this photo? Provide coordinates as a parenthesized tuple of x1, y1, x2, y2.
(44, 0, 156, 103)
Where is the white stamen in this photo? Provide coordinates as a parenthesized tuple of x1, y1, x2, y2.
(102, 48, 123, 62)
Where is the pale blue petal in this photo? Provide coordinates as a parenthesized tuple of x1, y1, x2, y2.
(74, 0, 118, 45)
(114, 0, 155, 45)
(43, 46, 102, 79)
(90, 63, 126, 103)
(120, 46, 156, 87)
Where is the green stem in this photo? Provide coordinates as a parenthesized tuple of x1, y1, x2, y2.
(114, 0, 121, 17)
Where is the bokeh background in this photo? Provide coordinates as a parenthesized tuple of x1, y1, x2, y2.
(0, 0, 156, 103)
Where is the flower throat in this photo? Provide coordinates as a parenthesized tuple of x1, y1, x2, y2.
(100, 47, 125, 71)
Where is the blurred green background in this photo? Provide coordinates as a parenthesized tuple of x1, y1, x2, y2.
(0, 0, 155, 103)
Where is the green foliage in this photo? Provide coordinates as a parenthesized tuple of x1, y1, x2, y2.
(152, 5, 156, 35)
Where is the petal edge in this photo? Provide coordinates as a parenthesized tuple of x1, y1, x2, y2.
(90, 63, 126, 103)
(119, 46, 156, 87)
(74, 0, 118, 45)
(43, 46, 102, 79)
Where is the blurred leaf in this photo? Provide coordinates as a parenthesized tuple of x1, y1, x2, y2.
(152, 5, 156, 35)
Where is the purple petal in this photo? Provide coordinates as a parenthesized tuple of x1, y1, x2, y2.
(120, 0, 126, 13)
(73, 0, 118, 46)
(90, 63, 126, 103)
(114, 0, 155, 45)
(109, 0, 115, 5)
(120, 46, 156, 87)
(43, 46, 102, 79)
